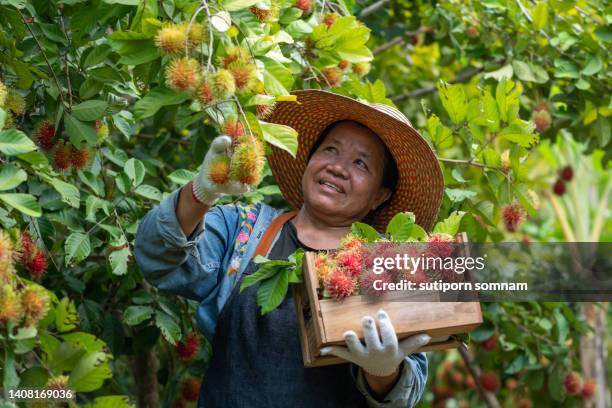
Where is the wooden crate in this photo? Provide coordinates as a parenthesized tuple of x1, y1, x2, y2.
(293, 233, 482, 367)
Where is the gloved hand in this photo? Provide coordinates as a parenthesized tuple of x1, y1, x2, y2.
(191, 135, 249, 205)
(320, 309, 431, 377)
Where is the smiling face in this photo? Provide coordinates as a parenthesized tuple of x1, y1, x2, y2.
(301, 121, 393, 227)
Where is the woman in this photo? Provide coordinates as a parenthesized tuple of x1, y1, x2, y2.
(135, 90, 444, 407)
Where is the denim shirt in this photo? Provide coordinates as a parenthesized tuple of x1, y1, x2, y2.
(134, 186, 428, 407)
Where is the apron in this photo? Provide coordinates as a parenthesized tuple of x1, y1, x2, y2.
(199, 216, 368, 408)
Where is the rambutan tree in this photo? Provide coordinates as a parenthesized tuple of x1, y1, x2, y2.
(0, 0, 608, 407)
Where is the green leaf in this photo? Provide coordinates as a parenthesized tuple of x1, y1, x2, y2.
(260, 122, 298, 158)
(512, 60, 536, 82)
(0, 128, 37, 155)
(0, 193, 42, 217)
(68, 352, 112, 392)
(548, 364, 565, 401)
(109, 247, 130, 275)
(386, 212, 415, 241)
(84, 396, 132, 408)
(499, 124, 539, 147)
(351, 222, 380, 242)
(50, 178, 80, 208)
(240, 262, 287, 292)
(65, 113, 97, 146)
(155, 311, 180, 345)
(531, 1, 548, 30)
(221, 0, 259, 11)
(55, 297, 80, 333)
(553, 58, 579, 79)
(135, 184, 162, 201)
(167, 169, 195, 184)
(437, 81, 467, 124)
(65, 232, 91, 265)
(50, 341, 86, 372)
(445, 188, 476, 203)
(71, 100, 108, 121)
(124, 158, 145, 187)
(123, 306, 154, 326)
(0, 164, 27, 191)
(0, 108, 6, 129)
(256, 269, 289, 315)
(426, 115, 453, 149)
(495, 79, 521, 123)
(3, 348, 18, 390)
(83, 45, 113, 68)
(60, 332, 106, 353)
(261, 58, 294, 96)
(134, 87, 190, 119)
(582, 55, 602, 76)
(102, 0, 139, 5)
(433, 211, 465, 236)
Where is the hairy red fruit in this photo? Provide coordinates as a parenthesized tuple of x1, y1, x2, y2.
(480, 371, 500, 393)
(532, 109, 551, 132)
(21, 286, 50, 325)
(195, 78, 216, 106)
(47, 375, 69, 390)
(553, 179, 566, 196)
(517, 399, 533, 408)
(426, 233, 454, 258)
(336, 249, 362, 278)
(69, 145, 90, 169)
(229, 139, 265, 186)
(360, 270, 392, 296)
(295, 0, 312, 14)
(581, 381, 595, 399)
(208, 156, 231, 185)
(352, 62, 371, 77)
(27, 251, 47, 278)
(466, 25, 479, 38)
(481, 334, 497, 351)
(211, 69, 236, 99)
(0, 284, 23, 323)
(228, 62, 257, 91)
(451, 371, 464, 386)
(560, 165, 573, 182)
(250, 6, 271, 22)
(337, 59, 350, 71)
(219, 46, 248, 68)
(464, 375, 476, 388)
(182, 22, 205, 49)
(339, 234, 364, 252)
(181, 378, 201, 401)
(222, 117, 245, 141)
(256, 102, 276, 120)
(325, 270, 355, 299)
(563, 371, 583, 395)
(155, 24, 187, 54)
(322, 13, 337, 27)
(320, 67, 343, 87)
(53, 142, 72, 171)
(175, 333, 200, 360)
(36, 120, 56, 150)
(19, 231, 34, 264)
(502, 202, 525, 233)
(166, 58, 200, 92)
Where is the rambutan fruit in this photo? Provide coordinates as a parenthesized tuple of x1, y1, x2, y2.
(219, 46, 248, 68)
(553, 179, 565, 196)
(222, 117, 245, 141)
(229, 138, 265, 186)
(360, 270, 392, 296)
(0, 231, 16, 284)
(166, 58, 201, 92)
(69, 145, 90, 169)
(195, 77, 216, 106)
(256, 101, 276, 120)
(5, 89, 25, 115)
(336, 249, 362, 278)
(53, 141, 72, 171)
(181, 378, 201, 401)
(3, 112, 14, 129)
(176, 333, 200, 360)
(466, 25, 479, 38)
(47, 375, 69, 390)
(502, 202, 525, 233)
(228, 62, 258, 92)
(211, 69, 236, 99)
(95, 119, 109, 144)
(155, 24, 187, 54)
(479, 371, 500, 393)
(481, 334, 497, 351)
(563, 371, 583, 395)
(465, 375, 476, 388)
(339, 234, 364, 252)
(352, 62, 371, 77)
(0, 80, 7, 106)
(402, 268, 430, 285)
(337, 59, 350, 71)
(295, 0, 312, 14)
(250, 6, 272, 22)
(324, 270, 355, 299)
(320, 67, 343, 87)
(208, 155, 231, 185)
(21, 285, 50, 325)
(0, 284, 23, 324)
(27, 251, 47, 278)
(581, 380, 595, 399)
(181, 22, 205, 49)
(314, 253, 335, 285)
(532, 109, 551, 132)
(36, 120, 56, 150)
(426, 233, 454, 258)
(322, 13, 338, 27)
(560, 165, 573, 182)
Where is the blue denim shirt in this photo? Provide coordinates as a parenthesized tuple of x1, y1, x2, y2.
(134, 186, 428, 407)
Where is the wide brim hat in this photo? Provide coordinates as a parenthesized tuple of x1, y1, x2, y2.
(267, 89, 444, 231)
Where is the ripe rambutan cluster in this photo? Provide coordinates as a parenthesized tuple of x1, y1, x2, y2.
(229, 137, 265, 186)
(425, 233, 454, 258)
(155, 22, 205, 54)
(502, 202, 525, 233)
(20, 284, 50, 326)
(52, 141, 90, 171)
(166, 58, 201, 92)
(335, 248, 362, 278)
(324, 269, 355, 299)
(433, 356, 478, 404)
(208, 156, 231, 185)
(320, 66, 343, 87)
(222, 117, 245, 142)
(175, 332, 200, 360)
(19, 231, 48, 278)
(36, 120, 56, 151)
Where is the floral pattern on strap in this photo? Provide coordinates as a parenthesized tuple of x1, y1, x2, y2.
(226, 202, 260, 275)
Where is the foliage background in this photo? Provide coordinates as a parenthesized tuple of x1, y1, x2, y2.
(0, 0, 609, 407)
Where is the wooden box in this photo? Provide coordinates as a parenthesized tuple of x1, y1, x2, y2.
(293, 233, 482, 367)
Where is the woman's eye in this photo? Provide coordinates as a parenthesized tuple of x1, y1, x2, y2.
(355, 159, 367, 169)
(324, 146, 336, 153)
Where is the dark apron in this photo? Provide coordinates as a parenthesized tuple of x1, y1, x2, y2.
(199, 256, 369, 408)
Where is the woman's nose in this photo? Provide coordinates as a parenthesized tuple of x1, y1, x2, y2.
(325, 160, 350, 179)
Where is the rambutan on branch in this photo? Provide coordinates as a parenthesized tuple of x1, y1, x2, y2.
(457, 343, 502, 408)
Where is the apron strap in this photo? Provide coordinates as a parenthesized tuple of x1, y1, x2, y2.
(252, 210, 298, 258)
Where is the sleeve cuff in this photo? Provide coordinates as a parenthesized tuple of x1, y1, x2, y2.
(354, 360, 415, 407)
(157, 186, 205, 249)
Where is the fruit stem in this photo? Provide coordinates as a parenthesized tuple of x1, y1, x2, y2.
(544, 191, 576, 241)
(457, 343, 502, 408)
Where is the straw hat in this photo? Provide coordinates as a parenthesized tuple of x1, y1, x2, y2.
(267, 89, 444, 231)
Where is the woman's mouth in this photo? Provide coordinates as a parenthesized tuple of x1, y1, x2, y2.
(318, 179, 344, 194)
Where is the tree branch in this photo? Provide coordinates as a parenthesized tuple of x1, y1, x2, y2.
(458, 343, 502, 408)
(359, 0, 393, 19)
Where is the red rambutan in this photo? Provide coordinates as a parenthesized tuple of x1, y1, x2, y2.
(53, 141, 72, 171)
(324, 270, 355, 299)
(502, 202, 525, 233)
(207, 156, 231, 185)
(166, 58, 201, 92)
(581, 381, 595, 399)
(320, 66, 343, 87)
(36, 120, 56, 151)
(27, 251, 47, 278)
(560, 165, 573, 182)
(563, 371, 583, 395)
(295, 0, 312, 14)
(181, 378, 201, 401)
(176, 333, 200, 360)
(480, 371, 500, 393)
(69, 145, 90, 169)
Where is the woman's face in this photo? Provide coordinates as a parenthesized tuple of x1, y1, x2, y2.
(301, 121, 392, 226)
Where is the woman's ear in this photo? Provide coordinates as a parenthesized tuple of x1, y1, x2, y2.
(372, 187, 392, 211)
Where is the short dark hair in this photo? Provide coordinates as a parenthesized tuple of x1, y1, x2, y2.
(307, 120, 398, 209)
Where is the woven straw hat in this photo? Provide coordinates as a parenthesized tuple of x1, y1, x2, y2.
(267, 89, 444, 231)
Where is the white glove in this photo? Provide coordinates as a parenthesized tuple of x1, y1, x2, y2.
(191, 135, 249, 205)
(320, 309, 431, 377)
